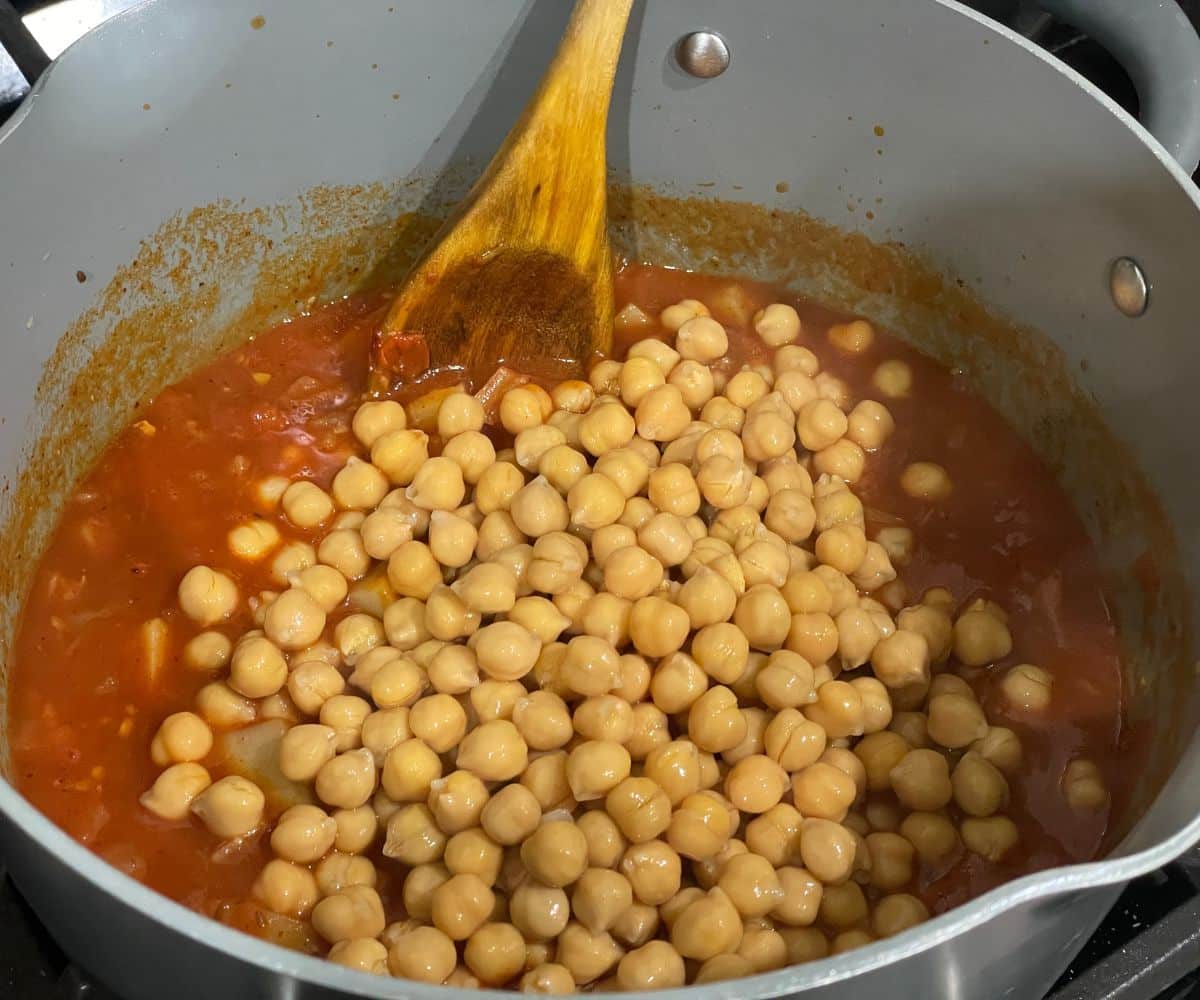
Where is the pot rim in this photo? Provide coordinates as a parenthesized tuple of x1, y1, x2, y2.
(2, 0, 1200, 996)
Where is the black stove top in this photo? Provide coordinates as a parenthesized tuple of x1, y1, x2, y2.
(2, 1, 1200, 998)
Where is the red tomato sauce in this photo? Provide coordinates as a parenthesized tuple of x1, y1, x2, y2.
(8, 264, 1123, 944)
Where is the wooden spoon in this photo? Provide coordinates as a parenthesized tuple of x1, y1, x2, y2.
(369, 0, 635, 395)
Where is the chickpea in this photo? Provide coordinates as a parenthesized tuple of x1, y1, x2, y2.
(315, 748, 377, 810)
(666, 359, 715, 412)
(748, 650, 812, 711)
(148, 710, 212, 766)
(359, 707, 412, 766)
(899, 457, 956, 501)
(565, 741, 632, 802)
(865, 631, 929, 696)
(632, 384, 690, 442)
(948, 611, 1010, 670)
(784, 612, 838, 667)
(617, 356, 665, 408)
(793, 399, 846, 453)
(620, 840, 682, 906)
(461, 922, 526, 985)
(645, 462, 700, 518)
(570, 695, 634, 747)
(926, 692, 989, 749)
(572, 810, 626, 871)
(683, 685, 744, 754)
(408, 693, 468, 754)
(893, 813, 957, 868)
(519, 963, 576, 994)
(603, 903, 658, 954)
(604, 776, 672, 844)
(765, 866, 822, 928)
(801, 679, 864, 739)
(139, 762, 211, 820)
(1063, 758, 1109, 811)
(760, 712, 823, 776)
(624, 701, 672, 763)
(177, 566, 238, 627)
(381, 737, 442, 802)
(510, 881, 571, 941)
(552, 376, 597, 413)
(176, 630, 231, 676)
(733, 584, 790, 652)
(572, 868, 634, 934)
(748, 302, 800, 346)
(575, 401, 635, 459)
(194, 681, 257, 728)
(383, 802, 448, 866)
(385, 924, 458, 984)
(819, 879, 869, 931)
(669, 887, 743, 961)
(445, 827, 505, 886)
(711, 853, 782, 920)
(597, 546, 660, 601)
(849, 733, 907, 795)
(675, 569, 737, 630)
(890, 748, 953, 811)
(274, 723, 335, 782)
(551, 634, 617, 698)
(317, 693, 370, 752)
(521, 821, 588, 888)
(352, 398, 406, 447)
(789, 760, 855, 821)
(267, 803, 335, 864)
(509, 691, 572, 752)
(563, 474, 623, 532)
(190, 775, 264, 838)
(718, 754, 783, 816)
(280, 481, 334, 531)
(457, 720, 529, 782)
(497, 385, 546, 435)
(328, 806, 376, 855)
(860, 831, 912, 892)
(252, 859, 320, 920)
(1002, 663, 1053, 712)
(642, 740, 702, 806)
(823, 318, 872, 354)
(666, 789, 735, 861)
(556, 922, 625, 986)
(324, 937, 388, 976)
(615, 940, 685, 991)
(466, 623, 540, 686)
(794, 818, 853, 884)
(522, 753, 574, 814)
(671, 315, 727, 363)
(659, 298, 709, 332)
(693, 953, 757, 984)
(961, 815, 1020, 861)
(952, 751, 1010, 817)
(473, 785, 538, 848)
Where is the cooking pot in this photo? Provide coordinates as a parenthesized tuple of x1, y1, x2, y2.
(3, 0, 1200, 997)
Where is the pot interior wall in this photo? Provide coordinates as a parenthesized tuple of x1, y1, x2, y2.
(0, 175, 1191, 851)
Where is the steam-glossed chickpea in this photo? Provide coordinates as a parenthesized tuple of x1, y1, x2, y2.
(675, 316, 729, 362)
(178, 566, 238, 626)
(1001, 662, 1053, 711)
(754, 303, 801, 346)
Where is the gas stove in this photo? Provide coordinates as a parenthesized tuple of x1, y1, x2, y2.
(2, 1, 1200, 998)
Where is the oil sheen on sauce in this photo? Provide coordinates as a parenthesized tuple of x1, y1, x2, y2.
(8, 265, 1123, 946)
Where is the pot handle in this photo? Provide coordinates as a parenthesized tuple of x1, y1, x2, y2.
(1039, 0, 1200, 174)
(0, 0, 49, 87)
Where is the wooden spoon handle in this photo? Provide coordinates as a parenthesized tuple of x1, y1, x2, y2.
(381, 0, 634, 342)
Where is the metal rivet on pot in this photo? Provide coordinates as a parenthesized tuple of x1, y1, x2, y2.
(1109, 257, 1149, 317)
(675, 31, 730, 79)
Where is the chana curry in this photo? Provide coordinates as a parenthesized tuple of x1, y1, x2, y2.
(9, 265, 1122, 990)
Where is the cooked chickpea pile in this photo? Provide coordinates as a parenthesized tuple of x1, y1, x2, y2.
(141, 298, 1107, 992)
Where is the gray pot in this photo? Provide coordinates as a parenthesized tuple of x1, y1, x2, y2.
(2, 1, 1200, 997)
